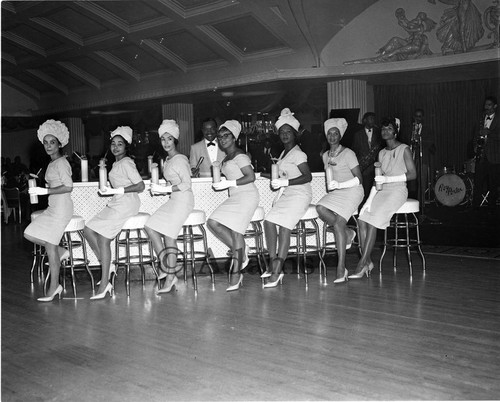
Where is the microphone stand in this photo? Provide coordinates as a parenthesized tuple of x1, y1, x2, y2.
(413, 121, 441, 224)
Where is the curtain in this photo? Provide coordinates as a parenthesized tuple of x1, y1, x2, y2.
(374, 78, 499, 174)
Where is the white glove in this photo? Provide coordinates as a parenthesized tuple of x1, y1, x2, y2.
(212, 178, 237, 191)
(329, 177, 360, 191)
(271, 178, 289, 189)
(28, 186, 48, 196)
(360, 186, 377, 215)
(98, 186, 124, 196)
(375, 174, 406, 184)
(151, 183, 172, 194)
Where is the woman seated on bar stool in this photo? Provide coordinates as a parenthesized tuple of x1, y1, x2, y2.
(261, 108, 312, 288)
(316, 118, 364, 283)
(84, 126, 145, 299)
(208, 120, 259, 292)
(145, 120, 194, 294)
(350, 117, 416, 279)
(24, 120, 73, 302)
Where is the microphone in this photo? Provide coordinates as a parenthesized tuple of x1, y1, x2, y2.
(195, 156, 204, 171)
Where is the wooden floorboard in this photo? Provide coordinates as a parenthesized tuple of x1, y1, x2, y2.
(2, 223, 500, 401)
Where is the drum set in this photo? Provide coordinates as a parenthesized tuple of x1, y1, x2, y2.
(431, 160, 475, 207)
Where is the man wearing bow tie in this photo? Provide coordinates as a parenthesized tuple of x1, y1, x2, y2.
(189, 117, 225, 177)
(351, 112, 382, 201)
(473, 96, 500, 210)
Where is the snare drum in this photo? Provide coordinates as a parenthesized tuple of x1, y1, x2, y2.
(434, 173, 473, 206)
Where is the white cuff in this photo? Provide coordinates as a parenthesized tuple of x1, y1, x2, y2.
(385, 174, 406, 183)
(338, 177, 360, 189)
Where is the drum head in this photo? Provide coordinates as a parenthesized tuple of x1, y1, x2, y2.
(434, 173, 466, 206)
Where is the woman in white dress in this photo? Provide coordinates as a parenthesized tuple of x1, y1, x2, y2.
(24, 120, 73, 302)
(349, 117, 416, 279)
(145, 120, 194, 294)
(316, 118, 364, 283)
(84, 127, 145, 299)
(262, 108, 312, 288)
(208, 120, 259, 292)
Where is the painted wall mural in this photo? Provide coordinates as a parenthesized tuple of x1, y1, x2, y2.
(339, 0, 497, 66)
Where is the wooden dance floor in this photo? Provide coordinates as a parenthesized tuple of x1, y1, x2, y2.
(2, 222, 500, 401)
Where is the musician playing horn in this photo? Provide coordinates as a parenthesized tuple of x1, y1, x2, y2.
(472, 96, 500, 211)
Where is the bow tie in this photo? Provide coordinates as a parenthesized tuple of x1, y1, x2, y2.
(207, 142, 215, 147)
(366, 129, 372, 133)
(486, 116, 492, 120)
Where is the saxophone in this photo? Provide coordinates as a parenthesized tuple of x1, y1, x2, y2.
(475, 115, 488, 162)
(358, 143, 381, 171)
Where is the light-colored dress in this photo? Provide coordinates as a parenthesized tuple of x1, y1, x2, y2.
(86, 157, 143, 239)
(24, 157, 73, 245)
(145, 154, 194, 238)
(317, 148, 364, 221)
(209, 153, 259, 235)
(359, 144, 409, 229)
(265, 145, 312, 230)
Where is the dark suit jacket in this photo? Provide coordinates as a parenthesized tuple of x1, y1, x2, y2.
(476, 114, 500, 164)
(189, 140, 225, 177)
(351, 127, 383, 172)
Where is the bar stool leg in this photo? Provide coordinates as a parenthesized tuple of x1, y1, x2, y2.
(301, 221, 308, 286)
(311, 218, 325, 282)
(125, 229, 131, 297)
(136, 229, 146, 287)
(75, 229, 94, 293)
(392, 214, 399, 271)
(198, 224, 215, 285)
(188, 225, 198, 293)
(404, 214, 413, 276)
(413, 213, 426, 271)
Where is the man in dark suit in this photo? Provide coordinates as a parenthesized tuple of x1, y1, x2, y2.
(351, 112, 382, 202)
(473, 96, 500, 210)
(189, 117, 225, 177)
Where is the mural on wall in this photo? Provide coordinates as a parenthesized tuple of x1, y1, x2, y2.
(344, 8, 437, 64)
(435, 0, 484, 54)
(482, 0, 500, 47)
(343, 0, 493, 65)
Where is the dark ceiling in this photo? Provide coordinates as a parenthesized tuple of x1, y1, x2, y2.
(2, 0, 498, 119)
(1, 0, 380, 116)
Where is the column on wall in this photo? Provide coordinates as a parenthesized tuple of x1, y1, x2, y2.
(63, 117, 86, 156)
(327, 79, 373, 123)
(161, 103, 194, 156)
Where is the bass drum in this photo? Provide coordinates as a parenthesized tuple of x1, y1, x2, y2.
(434, 173, 473, 206)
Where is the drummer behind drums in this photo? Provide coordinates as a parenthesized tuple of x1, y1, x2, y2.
(472, 96, 500, 210)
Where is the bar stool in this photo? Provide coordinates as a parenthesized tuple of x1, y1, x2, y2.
(47, 215, 95, 297)
(290, 204, 325, 285)
(379, 199, 426, 276)
(321, 213, 360, 281)
(243, 206, 267, 276)
(30, 210, 46, 283)
(114, 212, 158, 296)
(176, 209, 215, 293)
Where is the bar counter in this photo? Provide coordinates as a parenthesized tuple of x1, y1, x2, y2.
(72, 173, 328, 263)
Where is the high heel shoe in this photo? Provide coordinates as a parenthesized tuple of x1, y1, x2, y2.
(333, 269, 348, 283)
(97, 266, 116, 286)
(37, 284, 63, 302)
(263, 273, 284, 288)
(260, 271, 272, 278)
(59, 249, 70, 263)
(226, 273, 243, 292)
(346, 228, 356, 250)
(90, 282, 113, 300)
(157, 276, 178, 294)
(348, 265, 370, 279)
(241, 246, 249, 269)
(366, 262, 375, 277)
